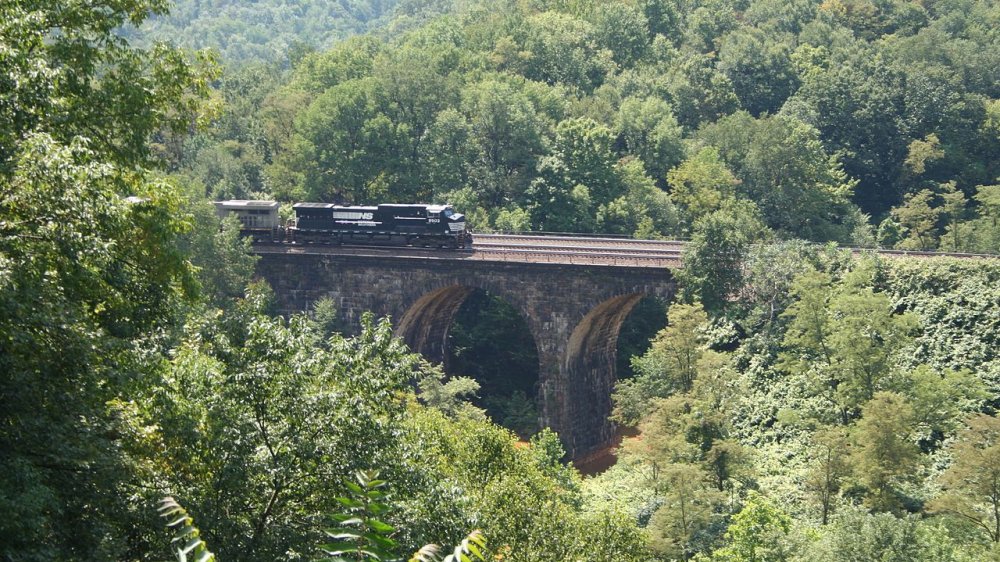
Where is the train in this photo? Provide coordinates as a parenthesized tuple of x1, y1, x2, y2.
(213, 200, 472, 249)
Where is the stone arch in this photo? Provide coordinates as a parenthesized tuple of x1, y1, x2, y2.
(394, 283, 541, 376)
(396, 285, 475, 364)
(396, 284, 549, 435)
(561, 293, 648, 453)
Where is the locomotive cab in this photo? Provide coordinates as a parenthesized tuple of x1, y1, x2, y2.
(439, 205, 471, 247)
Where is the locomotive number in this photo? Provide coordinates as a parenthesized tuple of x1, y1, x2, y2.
(428, 218, 440, 223)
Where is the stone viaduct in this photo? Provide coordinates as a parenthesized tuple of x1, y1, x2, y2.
(255, 248, 676, 458)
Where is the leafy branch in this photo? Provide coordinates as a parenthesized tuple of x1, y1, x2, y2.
(321, 471, 399, 561)
(158, 497, 216, 562)
(322, 471, 486, 562)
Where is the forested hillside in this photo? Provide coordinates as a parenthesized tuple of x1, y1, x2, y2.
(166, 0, 1000, 252)
(3, 0, 1000, 561)
(1, 2, 645, 560)
(597, 245, 1000, 561)
(121, 0, 402, 65)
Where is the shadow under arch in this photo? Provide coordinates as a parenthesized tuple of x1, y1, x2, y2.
(562, 293, 648, 453)
(395, 284, 544, 436)
(395, 285, 476, 364)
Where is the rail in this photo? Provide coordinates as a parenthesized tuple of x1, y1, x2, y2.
(253, 236, 1000, 267)
(470, 246, 681, 267)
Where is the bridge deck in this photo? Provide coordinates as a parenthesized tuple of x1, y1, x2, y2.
(252, 234, 999, 271)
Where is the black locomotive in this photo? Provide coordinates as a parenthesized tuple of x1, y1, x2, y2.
(214, 200, 472, 248)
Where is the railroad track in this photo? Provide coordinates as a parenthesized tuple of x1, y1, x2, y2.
(253, 236, 999, 267)
(252, 236, 684, 267)
(473, 233, 685, 251)
(468, 233, 684, 267)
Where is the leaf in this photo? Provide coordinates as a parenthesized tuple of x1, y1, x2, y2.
(363, 532, 397, 549)
(329, 531, 364, 541)
(171, 525, 198, 542)
(409, 544, 440, 562)
(366, 518, 395, 533)
(321, 541, 359, 553)
(336, 496, 365, 509)
(180, 538, 204, 556)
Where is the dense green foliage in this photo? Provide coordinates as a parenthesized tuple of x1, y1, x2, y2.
(0, 1, 213, 558)
(160, 0, 997, 247)
(122, 0, 403, 66)
(7, 0, 1000, 560)
(602, 248, 1000, 560)
(0, 2, 648, 560)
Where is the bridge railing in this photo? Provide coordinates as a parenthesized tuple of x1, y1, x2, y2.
(471, 247, 682, 267)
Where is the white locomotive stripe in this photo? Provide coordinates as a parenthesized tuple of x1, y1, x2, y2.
(332, 212, 375, 220)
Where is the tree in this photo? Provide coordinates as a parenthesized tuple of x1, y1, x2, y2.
(295, 78, 399, 202)
(905, 365, 986, 446)
(679, 200, 771, 312)
(612, 302, 730, 426)
(783, 49, 910, 216)
(903, 134, 944, 177)
(890, 189, 940, 250)
(779, 265, 919, 423)
(417, 365, 486, 421)
(520, 11, 611, 92)
(717, 28, 799, 116)
(667, 53, 740, 129)
(937, 181, 969, 251)
(805, 427, 851, 525)
(623, 394, 748, 495)
(145, 296, 425, 560)
(741, 116, 858, 242)
(592, 3, 650, 68)
(0, 0, 217, 173)
(931, 414, 1000, 544)
(647, 463, 724, 561)
(0, 134, 197, 560)
(695, 113, 861, 242)
(0, 3, 213, 556)
(850, 392, 921, 512)
(179, 201, 259, 308)
(461, 77, 546, 209)
(706, 492, 792, 562)
(970, 183, 1000, 252)
(667, 147, 740, 224)
(549, 117, 622, 208)
(616, 96, 685, 185)
(420, 109, 475, 199)
(804, 508, 929, 562)
(625, 303, 709, 404)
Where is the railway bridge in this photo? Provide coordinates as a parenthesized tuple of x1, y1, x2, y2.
(254, 235, 681, 458)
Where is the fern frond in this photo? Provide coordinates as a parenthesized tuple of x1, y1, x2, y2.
(410, 530, 486, 562)
(159, 497, 216, 562)
(409, 543, 440, 562)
